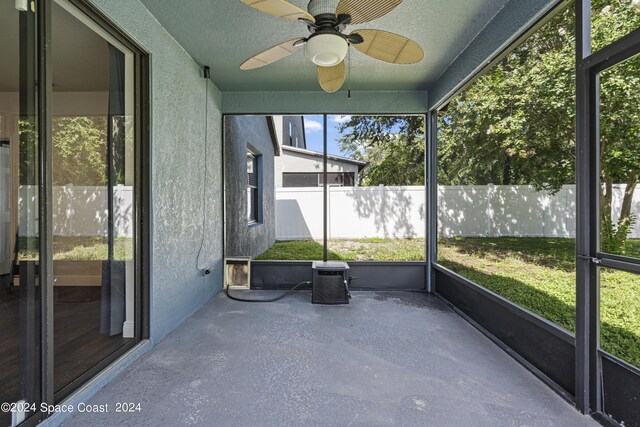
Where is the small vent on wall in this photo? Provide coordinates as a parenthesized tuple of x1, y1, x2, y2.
(225, 258, 251, 290)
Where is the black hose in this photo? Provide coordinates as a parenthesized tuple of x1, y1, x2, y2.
(225, 281, 311, 303)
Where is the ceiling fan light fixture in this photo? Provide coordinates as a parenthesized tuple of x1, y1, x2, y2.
(305, 33, 348, 67)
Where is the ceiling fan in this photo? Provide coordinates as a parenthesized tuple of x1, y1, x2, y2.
(239, 0, 424, 93)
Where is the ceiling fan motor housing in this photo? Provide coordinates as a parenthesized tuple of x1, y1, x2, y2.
(307, 0, 339, 17)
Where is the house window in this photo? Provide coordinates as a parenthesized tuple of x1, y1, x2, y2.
(283, 172, 355, 187)
(283, 173, 319, 187)
(320, 172, 355, 187)
(288, 122, 293, 146)
(247, 152, 260, 223)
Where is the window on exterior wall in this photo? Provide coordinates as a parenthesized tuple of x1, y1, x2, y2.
(288, 121, 293, 146)
(282, 172, 355, 187)
(247, 152, 259, 223)
(436, 3, 577, 332)
(283, 172, 319, 188)
(320, 172, 355, 186)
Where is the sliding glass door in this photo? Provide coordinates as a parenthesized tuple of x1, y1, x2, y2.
(1, 0, 147, 423)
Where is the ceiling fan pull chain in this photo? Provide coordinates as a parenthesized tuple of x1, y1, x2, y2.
(239, 0, 424, 93)
(347, 45, 352, 99)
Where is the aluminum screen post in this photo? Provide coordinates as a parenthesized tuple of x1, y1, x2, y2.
(427, 111, 438, 293)
(323, 114, 328, 262)
(575, 0, 599, 414)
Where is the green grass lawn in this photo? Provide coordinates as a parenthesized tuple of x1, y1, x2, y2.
(258, 237, 640, 367)
(256, 238, 426, 261)
(18, 236, 132, 260)
(438, 237, 640, 367)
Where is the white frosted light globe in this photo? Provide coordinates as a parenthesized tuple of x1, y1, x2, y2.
(305, 33, 348, 67)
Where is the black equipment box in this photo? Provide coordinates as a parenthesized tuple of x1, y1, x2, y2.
(312, 261, 350, 305)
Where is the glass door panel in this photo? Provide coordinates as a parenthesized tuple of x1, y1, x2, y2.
(51, 0, 136, 395)
(0, 1, 40, 425)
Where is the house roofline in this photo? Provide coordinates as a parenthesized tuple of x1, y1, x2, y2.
(281, 145, 367, 171)
(266, 116, 281, 156)
(299, 116, 307, 149)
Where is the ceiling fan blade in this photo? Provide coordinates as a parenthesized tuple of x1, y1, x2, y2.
(317, 61, 346, 93)
(336, 0, 402, 25)
(240, 38, 305, 70)
(241, 0, 315, 22)
(351, 29, 424, 64)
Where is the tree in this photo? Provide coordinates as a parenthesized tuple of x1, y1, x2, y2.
(436, 0, 640, 253)
(337, 1, 640, 252)
(595, 1, 640, 251)
(52, 116, 108, 186)
(337, 116, 425, 186)
(438, 5, 576, 190)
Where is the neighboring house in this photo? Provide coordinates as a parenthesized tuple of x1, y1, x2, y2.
(224, 116, 280, 259)
(272, 115, 366, 188)
(273, 115, 306, 149)
(224, 115, 365, 259)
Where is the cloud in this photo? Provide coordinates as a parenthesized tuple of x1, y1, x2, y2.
(304, 119, 323, 132)
(332, 115, 352, 124)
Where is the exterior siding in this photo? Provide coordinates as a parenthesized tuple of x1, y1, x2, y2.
(281, 116, 306, 148)
(225, 116, 276, 258)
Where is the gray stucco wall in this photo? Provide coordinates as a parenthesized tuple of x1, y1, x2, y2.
(281, 116, 306, 148)
(87, 0, 224, 343)
(225, 116, 276, 259)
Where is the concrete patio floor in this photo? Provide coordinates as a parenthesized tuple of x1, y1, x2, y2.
(63, 291, 597, 426)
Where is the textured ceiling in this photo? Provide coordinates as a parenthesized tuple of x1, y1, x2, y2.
(143, 0, 509, 92)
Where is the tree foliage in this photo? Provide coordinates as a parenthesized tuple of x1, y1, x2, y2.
(337, 116, 425, 186)
(438, 4, 577, 190)
(338, 0, 640, 252)
(52, 116, 108, 186)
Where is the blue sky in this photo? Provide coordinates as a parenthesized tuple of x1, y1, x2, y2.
(303, 115, 352, 157)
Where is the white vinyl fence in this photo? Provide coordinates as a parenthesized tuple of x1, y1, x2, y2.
(438, 185, 577, 238)
(18, 185, 133, 237)
(13, 184, 639, 240)
(276, 184, 640, 240)
(276, 186, 426, 240)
